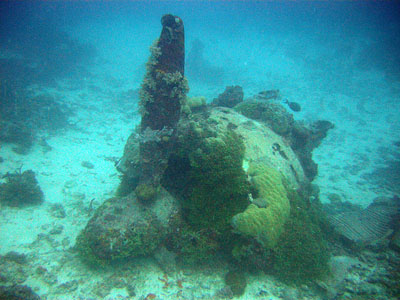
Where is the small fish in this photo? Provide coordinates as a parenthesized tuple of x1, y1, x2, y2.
(284, 99, 301, 112)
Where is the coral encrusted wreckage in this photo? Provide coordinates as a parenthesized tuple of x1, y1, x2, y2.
(73, 13, 400, 299)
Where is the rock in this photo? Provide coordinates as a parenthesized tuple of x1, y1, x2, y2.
(116, 132, 140, 186)
(81, 161, 94, 169)
(54, 280, 78, 294)
(212, 85, 244, 108)
(48, 203, 66, 218)
(329, 256, 360, 285)
(153, 246, 178, 275)
(257, 89, 280, 100)
(75, 188, 179, 266)
(0, 254, 29, 284)
(390, 228, 400, 252)
(0, 121, 34, 155)
(214, 286, 234, 299)
(0, 285, 41, 300)
(234, 100, 294, 136)
(290, 120, 334, 180)
(3, 252, 27, 265)
(35, 266, 58, 285)
(281, 287, 299, 300)
(49, 224, 64, 235)
(224, 270, 247, 297)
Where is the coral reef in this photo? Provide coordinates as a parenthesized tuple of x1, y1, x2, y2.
(230, 187, 330, 284)
(162, 126, 250, 256)
(231, 163, 290, 249)
(0, 169, 44, 207)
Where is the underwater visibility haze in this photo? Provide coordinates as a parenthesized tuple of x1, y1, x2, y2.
(0, 1, 400, 299)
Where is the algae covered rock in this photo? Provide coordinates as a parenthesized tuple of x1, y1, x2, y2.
(75, 188, 178, 266)
(231, 163, 290, 248)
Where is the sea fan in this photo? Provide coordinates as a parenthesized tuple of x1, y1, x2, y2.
(327, 196, 399, 243)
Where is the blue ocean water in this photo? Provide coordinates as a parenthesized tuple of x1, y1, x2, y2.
(1, 1, 400, 299)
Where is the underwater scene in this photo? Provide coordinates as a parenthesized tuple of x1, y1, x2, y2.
(0, 1, 400, 299)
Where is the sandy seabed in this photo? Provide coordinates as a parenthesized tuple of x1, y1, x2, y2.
(1, 62, 399, 299)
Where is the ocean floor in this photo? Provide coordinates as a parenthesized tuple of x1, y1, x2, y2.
(1, 45, 400, 300)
